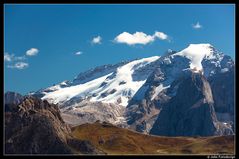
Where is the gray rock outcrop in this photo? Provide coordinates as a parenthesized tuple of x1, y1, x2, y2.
(150, 72, 233, 136)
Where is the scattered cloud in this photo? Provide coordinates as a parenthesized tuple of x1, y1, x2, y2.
(75, 51, 83, 55)
(14, 56, 26, 61)
(154, 31, 168, 40)
(7, 62, 29, 69)
(192, 22, 202, 29)
(114, 31, 169, 45)
(26, 48, 39, 56)
(4, 53, 14, 62)
(4, 53, 26, 62)
(92, 36, 102, 44)
(5, 48, 38, 69)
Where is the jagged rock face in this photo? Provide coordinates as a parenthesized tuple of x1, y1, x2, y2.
(126, 56, 191, 134)
(5, 96, 72, 154)
(126, 102, 160, 133)
(208, 66, 235, 125)
(150, 73, 233, 137)
(126, 68, 164, 133)
(126, 47, 235, 135)
(4, 91, 24, 106)
(4, 96, 101, 154)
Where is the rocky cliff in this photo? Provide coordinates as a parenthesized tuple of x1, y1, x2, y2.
(150, 72, 233, 136)
(4, 96, 102, 154)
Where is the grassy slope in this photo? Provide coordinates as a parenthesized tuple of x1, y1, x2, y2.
(71, 122, 234, 155)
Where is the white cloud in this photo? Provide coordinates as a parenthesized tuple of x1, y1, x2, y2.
(4, 53, 26, 62)
(92, 36, 102, 44)
(192, 22, 202, 29)
(75, 51, 83, 55)
(114, 32, 154, 45)
(114, 31, 169, 45)
(26, 48, 39, 56)
(4, 53, 14, 62)
(7, 62, 29, 69)
(154, 31, 168, 40)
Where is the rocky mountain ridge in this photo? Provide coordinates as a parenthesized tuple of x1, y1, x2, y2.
(4, 95, 103, 154)
(24, 43, 235, 137)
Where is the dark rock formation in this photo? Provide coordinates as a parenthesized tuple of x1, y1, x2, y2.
(4, 96, 101, 154)
(5, 96, 72, 154)
(150, 72, 233, 136)
(100, 89, 117, 98)
(126, 56, 190, 134)
(208, 66, 235, 126)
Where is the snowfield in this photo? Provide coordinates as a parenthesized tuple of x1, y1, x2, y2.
(42, 56, 160, 107)
(38, 43, 231, 108)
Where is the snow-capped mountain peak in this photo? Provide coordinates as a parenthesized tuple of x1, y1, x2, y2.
(33, 43, 233, 109)
(173, 43, 214, 72)
(29, 43, 234, 135)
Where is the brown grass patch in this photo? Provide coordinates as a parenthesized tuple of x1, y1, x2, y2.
(71, 122, 235, 155)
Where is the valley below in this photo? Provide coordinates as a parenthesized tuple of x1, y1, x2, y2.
(70, 122, 235, 155)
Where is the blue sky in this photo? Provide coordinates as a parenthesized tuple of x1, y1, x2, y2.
(4, 4, 235, 95)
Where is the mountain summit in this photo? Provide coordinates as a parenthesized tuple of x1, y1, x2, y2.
(30, 43, 235, 136)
